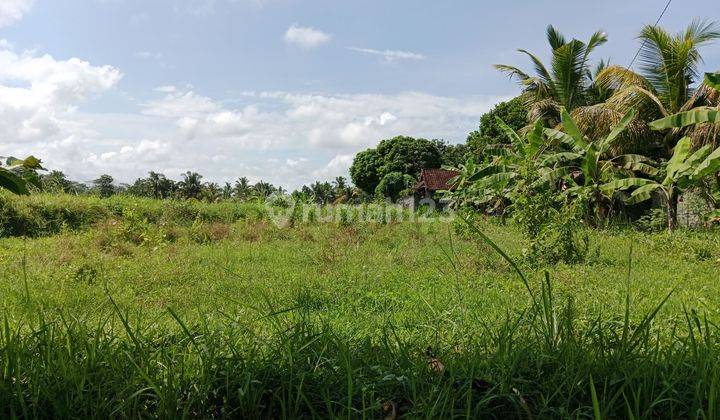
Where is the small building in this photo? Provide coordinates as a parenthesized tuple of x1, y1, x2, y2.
(399, 168, 459, 209)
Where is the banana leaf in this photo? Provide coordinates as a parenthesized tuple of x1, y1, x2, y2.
(559, 107, 588, 149)
(649, 107, 719, 130)
(706, 72, 720, 91)
(600, 177, 654, 193)
(0, 168, 30, 195)
(600, 108, 636, 152)
(541, 152, 582, 165)
(627, 183, 662, 205)
(496, 117, 525, 153)
(692, 146, 720, 180)
(664, 137, 692, 182)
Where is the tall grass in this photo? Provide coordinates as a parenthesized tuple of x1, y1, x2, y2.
(0, 220, 718, 417)
(0, 193, 268, 237)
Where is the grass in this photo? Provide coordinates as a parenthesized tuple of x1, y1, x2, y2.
(0, 194, 719, 417)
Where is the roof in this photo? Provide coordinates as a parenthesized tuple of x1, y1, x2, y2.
(416, 168, 460, 191)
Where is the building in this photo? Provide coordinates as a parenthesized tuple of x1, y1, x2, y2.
(399, 168, 459, 209)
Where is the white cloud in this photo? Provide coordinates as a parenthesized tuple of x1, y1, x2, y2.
(0, 42, 503, 189)
(347, 47, 426, 62)
(313, 154, 354, 180)
(0, 0, 34, 28)
(284, 24, 332, 49)
(0, 43, 122, 143)
(135, 51, 163, 60)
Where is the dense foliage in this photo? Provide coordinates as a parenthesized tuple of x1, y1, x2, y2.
(350, 136, 464, 194)
(467, 97, 528, 155)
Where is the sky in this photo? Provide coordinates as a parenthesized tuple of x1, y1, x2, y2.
(0, 0, 718, 189)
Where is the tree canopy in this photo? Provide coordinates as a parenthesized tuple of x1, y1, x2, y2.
(350, 136, 443, 194)
(467, 97, 528, 155)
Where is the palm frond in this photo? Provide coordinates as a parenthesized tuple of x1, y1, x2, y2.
(546, 25, 567, 50)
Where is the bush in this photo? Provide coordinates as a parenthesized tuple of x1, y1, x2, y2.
(524, 203, 591, 265)
(0, 193, 267, 238)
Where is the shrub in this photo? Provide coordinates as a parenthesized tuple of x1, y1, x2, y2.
(524, 203, 591, 265)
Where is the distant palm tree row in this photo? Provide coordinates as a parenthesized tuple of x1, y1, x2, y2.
(37, 169, 361, 205)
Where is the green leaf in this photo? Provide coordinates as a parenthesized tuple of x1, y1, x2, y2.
(649, 107, 720, 130)
(526, 119, 545, 156)
(664, 137, 692, 183)
(627, 183, 662, 205)
(478, 172, 517, 189)
(542, 152, 582, 165)
(622, 161, 658, 176)
(601, 108, 636, 152)
(601, 177, 655, 193)
(706, 72, 720, 91)
(692, 146, 720, 180)
(545, 128, 585, 152)
(496, 117, 525, 152)
(559, 107, 587, 149)
(0, 168, 30, 195)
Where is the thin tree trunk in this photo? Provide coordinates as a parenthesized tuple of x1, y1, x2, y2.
(667, 188, 678, 233)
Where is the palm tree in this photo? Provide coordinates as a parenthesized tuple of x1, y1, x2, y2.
(233, 177, 252, 200)
(595, 20, 720, 155)
(252, 180, 275, 199)
(495, 25, 608, 126)
(178, 171, 203, 199)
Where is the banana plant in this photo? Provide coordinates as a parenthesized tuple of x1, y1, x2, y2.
(445, 118, 545, 213)
(649, 73, 720, 130)
(0, 156, 45, 195)
(540, 107, 656, 224)
(602, 137, 720, 231)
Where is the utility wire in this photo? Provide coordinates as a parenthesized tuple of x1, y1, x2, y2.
(628, 0, 673, 69)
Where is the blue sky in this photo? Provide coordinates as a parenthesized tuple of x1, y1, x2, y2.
(0, 0, 718, 188)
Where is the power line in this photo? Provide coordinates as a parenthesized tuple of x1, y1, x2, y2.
(627, 0, 673, 69)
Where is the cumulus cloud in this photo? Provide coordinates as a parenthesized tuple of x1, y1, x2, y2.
(0, 0, 34, 28)
(0, 43, 503, 189)
(347, 47, 426, 62)
(0, 43, 122, 144)
(284, 24, 332, 49)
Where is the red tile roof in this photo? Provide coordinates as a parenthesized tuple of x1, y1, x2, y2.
(417, 168, 460, 191)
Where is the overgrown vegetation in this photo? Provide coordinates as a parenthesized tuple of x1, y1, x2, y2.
(0, 212, 719, 417)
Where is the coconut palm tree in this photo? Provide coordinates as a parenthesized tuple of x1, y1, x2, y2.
(495, 25, 608, 126)
(595, 20, 720, 155)
(178, 171, 203, 199)
(233, 177, 252, 200)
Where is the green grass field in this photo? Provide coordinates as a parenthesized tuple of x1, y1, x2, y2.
(1, 194, 720, 417)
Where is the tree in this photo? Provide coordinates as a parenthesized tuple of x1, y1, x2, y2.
(233, 177, 252, 200)
(605, 137, 720, 231)
(178, 171, 203, 199)
(41, 170, 72, 193)
(349, 148, 382, 194)
(542, 108, 657, 224)
(467, 97, 528, 154)
(495, 25, 608, 126)
(332, 176, 352, 203)
(222, 182, 233, 199)
(309, 181, 335, 204)
(375, 172, 415, 201)
(432, 140, 469, 167)
(350, 136, 442, 194)
(93, 174, 116, 198)
(252, 181, 275, 199)
(595, 20, 720, 155)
